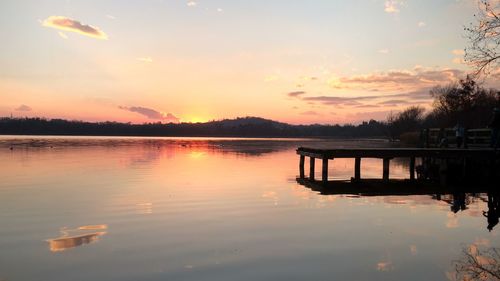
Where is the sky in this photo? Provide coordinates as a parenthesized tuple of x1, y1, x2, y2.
(0, 0, 498, 124)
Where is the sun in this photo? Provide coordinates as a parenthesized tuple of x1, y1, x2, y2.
(184, 116, 208, 123)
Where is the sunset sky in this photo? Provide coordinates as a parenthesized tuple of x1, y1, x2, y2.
(1, 0, 498, 124)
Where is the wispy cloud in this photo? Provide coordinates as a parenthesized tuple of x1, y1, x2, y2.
(384, 0, 402, 13)
(58, 31, 68, 39)
(42, 16, 108, 40)
(119, 106, 179, 123)
(15, 104, 32, 111)
(187, 1, 197, 7)
(417, 21, 426, 27)
(106, 15, 116, 20)
(377, 99, 411, 106)
(451, 49, 465, 64)
(264, 75, 280, 82)
(287, 67, 466, 112)
(305, 90, 431, 103)
(376, 261, 394, 271)
(378, 49, 390, 54)
(287, 91, 306, 98)
(300, 110, 321, 116)
(137, 57, 153, 63)
(327, 67, 464, 92)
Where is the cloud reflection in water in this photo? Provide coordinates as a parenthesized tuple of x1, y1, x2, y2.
(47, 225, 108, 252)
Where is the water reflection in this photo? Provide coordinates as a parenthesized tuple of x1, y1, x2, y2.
(485, 193, 500, 232)
(451, 245, 500, 281)
(47, 225, 108, 252)
(298, 179, 500, 232)
(0, 136, 398, 158)
(1, 137, 498, 281)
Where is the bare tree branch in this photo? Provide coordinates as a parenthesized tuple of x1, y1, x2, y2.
(465, 0, 500, 77)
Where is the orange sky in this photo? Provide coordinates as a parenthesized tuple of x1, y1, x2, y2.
(1, 0, 499, 124)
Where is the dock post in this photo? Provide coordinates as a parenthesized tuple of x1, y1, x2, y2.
(299, 155, 305, 178)
(439, 159, 448, 187)
(309, 157, 315, 180)
(322, 157, 328, 185)
(383, 158, 390, 181)
(409, 157, 415, 181)
(464, 129, 468, 149)
(354, 157, 361, 181)
(424, 129, 430, 148)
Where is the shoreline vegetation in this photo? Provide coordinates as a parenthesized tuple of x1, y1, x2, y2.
(2, 77, 498, 140)
(0, 116, 389, 139)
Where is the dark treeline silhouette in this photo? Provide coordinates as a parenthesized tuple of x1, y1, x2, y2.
(0, 116, 388, 138)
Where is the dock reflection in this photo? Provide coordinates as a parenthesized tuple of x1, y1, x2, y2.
(297, 178, 500, 232)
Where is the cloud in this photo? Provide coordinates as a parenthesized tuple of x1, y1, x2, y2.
(106, 15, 116, 20)
(384, 0, 402, 13)
(378, 49, 390, 54)
(15, 104, 32, 111)
(329, 67, 464, 92)
(301, 90, 432, 105)
(377, 99, 411, 106)
(451, 49, 465, 64)
(187, 1, 197, 7)
(300, 110, 321, 116)
(410, 245, 418, 255)
(287, 91, 306, 98)
(417, 21, 426, 27)
(137, 57, 153, 63)
(42, 16, 108, 40)
(288, 67, 467, 110)
(264, 75, 280, 82)
(376, 261, 394, 271)
(58, 31, 68, 39)
(355, 104, 381, 108)
(119, 106, 179, 123)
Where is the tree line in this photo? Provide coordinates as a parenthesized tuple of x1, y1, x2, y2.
(386, 76, 499, 140)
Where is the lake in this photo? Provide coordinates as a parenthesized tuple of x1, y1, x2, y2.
(0, 136, 498, 281)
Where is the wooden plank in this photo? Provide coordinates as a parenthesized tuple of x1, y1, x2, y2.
(299, 155, 305, 178)
(383, 158, 390, 181)
(409, 157, 415, 180)
(309, 157, 315, 180)
(322, 158, 328, 185)
(354, 157, 361, 181)
(297, 147, 496, 159)
(297, 151, 332, 159)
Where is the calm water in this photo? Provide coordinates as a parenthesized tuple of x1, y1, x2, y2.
(0, 136, 498, 281)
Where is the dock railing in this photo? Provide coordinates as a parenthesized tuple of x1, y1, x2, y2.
(421, 128, 491, 148)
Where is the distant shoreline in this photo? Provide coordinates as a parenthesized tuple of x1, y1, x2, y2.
(0, 116, 390, 139)
(0, 134, 390, 141)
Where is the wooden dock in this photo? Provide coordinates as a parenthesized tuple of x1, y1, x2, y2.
(296, 147, 499, 186)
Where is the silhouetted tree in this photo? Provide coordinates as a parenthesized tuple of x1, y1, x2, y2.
(465, 0, 500, 76)
(386, 106, 425, 139)
(428, 76, 499, 127)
